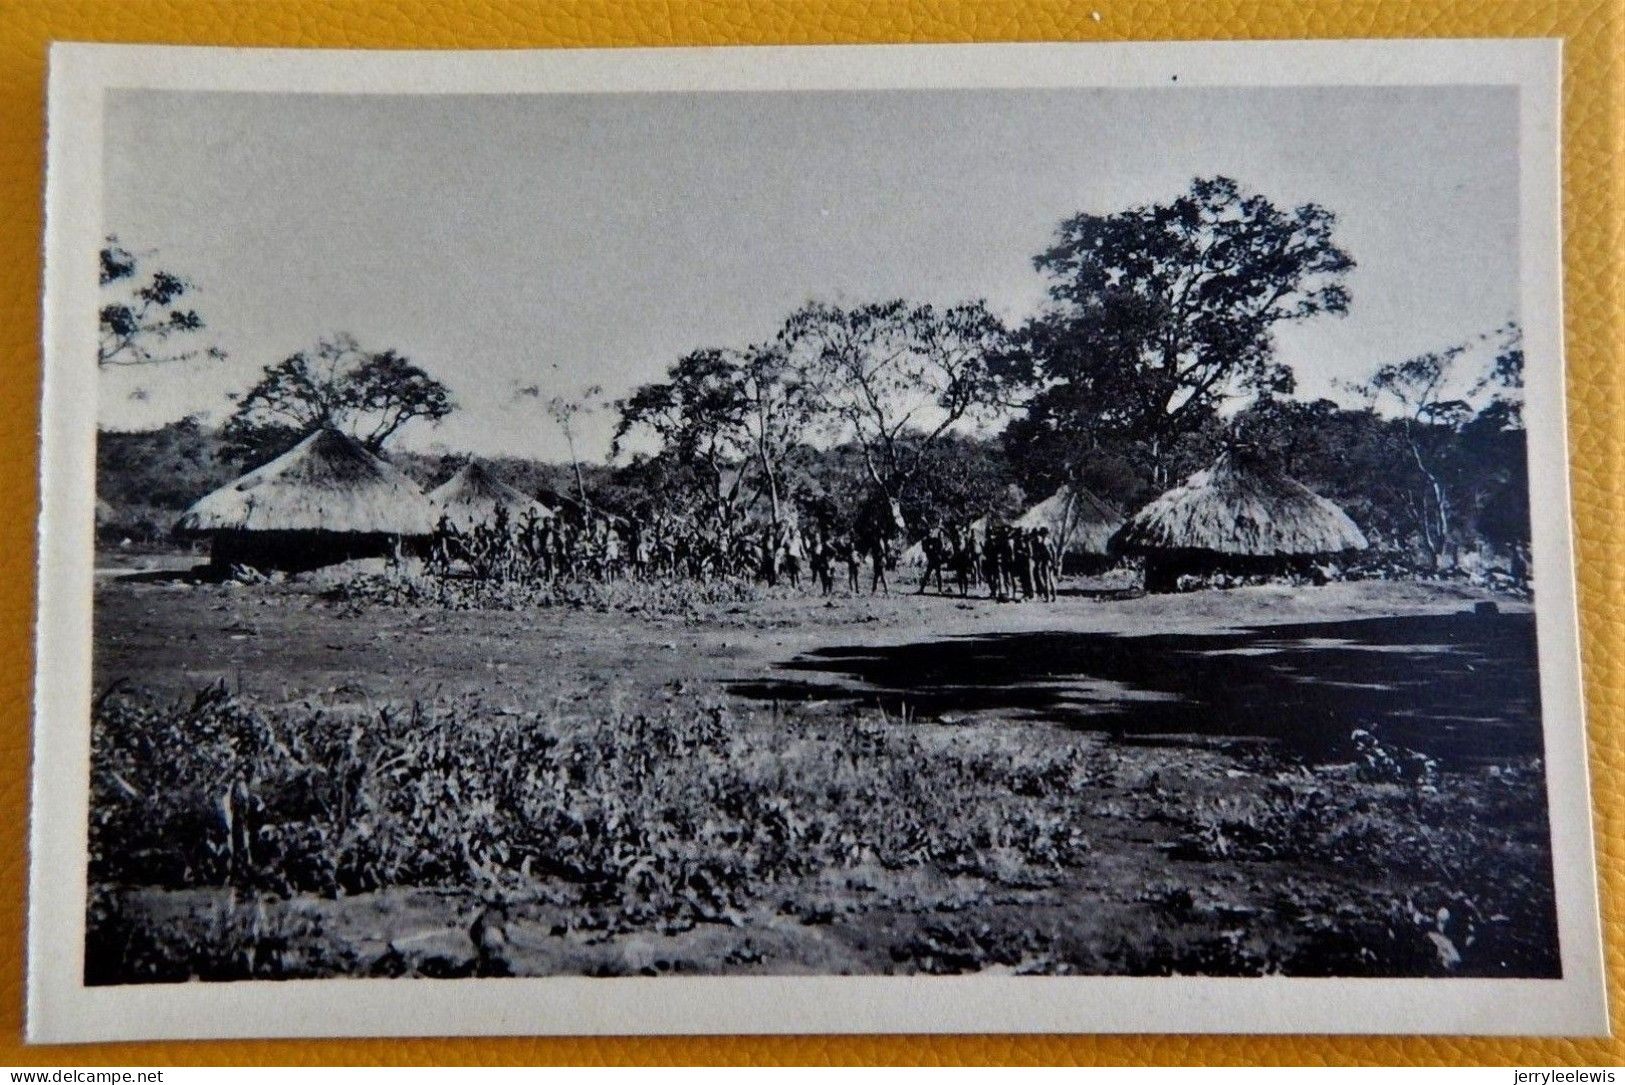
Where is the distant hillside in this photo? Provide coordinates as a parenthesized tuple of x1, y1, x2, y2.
(96, 418, 238, 542)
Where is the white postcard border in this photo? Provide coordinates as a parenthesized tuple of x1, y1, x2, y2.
(30, 39, 1604, 1041)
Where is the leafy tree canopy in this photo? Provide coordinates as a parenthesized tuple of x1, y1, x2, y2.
(778, 298, 1011, 502)
(220, 334, 453, 464)
(98, 237, 226, 367)
(1016, 176, 1354, 484)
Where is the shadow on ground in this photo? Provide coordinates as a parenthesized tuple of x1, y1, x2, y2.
(731, 610, 1541, 769)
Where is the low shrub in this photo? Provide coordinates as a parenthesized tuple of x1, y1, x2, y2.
(90, 686, 1105, 928)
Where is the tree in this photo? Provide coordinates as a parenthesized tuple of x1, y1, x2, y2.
(98, 237, 226, 367)
(615, 350, 750, 519)
(1229, 396, 1345, 478)
(779, 299, 1011, 505)
(1018, 176, 1354, 487)
(221, 334, 453, 462)
(903, 434, 1024, 532)
(737, 344, 814, 527)
(1362, 347, 1470, 562)
(547, 384, 604, 509)
(615, 344, 813, 527)
(1357, 324, 1526, 565)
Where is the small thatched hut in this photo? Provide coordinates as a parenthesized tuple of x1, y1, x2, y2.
(1113, 451, 1368, 592)
(1012, 485, 1123, 574)
(428, 460, 554, 531)
(175, 427, 438, 572)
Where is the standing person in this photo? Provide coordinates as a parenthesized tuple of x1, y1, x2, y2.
(758, 527, 778, 586)
(952, 521, 975, 598)
(917, 526, 946, 595)
(780, 531, 802, 589)
(769, 522, 798, 589)
(1032, 526, 1059, 602)
(627, 516, 646, 574)
(429, 512, 458, 576)
(996, 525, 1018, 601)
(982, 525, 1004, 601)
(843, 536, 863, 594)
(1013, 526, 1035, 600)
(808, 532, 834, 595)
(603, 521, 625, 579)
(867, 534, 890, 594)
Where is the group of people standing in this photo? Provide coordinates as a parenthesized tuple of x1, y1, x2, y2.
(913, 521, 1060, 602)
(428, 504, 807, 586)
(425, 501, 1063, 604)
(426, 505, 626, 582)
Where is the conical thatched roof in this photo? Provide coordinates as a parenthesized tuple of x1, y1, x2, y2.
(429, 460, 554, 529)
(1113, 452, 1368, 557)
(175, 428, 438, 536)
(1012, 485, 1123, 557)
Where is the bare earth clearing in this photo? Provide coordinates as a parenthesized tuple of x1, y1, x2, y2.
(89, 566, 1558, 981)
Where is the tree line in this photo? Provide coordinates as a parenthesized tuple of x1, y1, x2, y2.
(98, 176, 1529, 567)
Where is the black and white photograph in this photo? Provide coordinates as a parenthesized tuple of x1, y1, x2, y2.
(30, 41, 1603, 1040)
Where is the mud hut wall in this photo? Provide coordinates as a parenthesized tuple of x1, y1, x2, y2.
(209, 529, 407, 573)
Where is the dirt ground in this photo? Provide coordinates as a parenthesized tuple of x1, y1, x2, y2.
(89, 564, 1559, 981)
(94, 565, 1526, 711)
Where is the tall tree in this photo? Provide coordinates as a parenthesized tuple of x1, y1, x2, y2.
(97, 237, 225, 367)
(736, 343, 813, 527)
(615, 349, 750, 519)
(221, 334, 453, 462)
(547, 384, 604, 510)
(1357, 324, 1526, 565)
(778, 299, 1010, 505)
(1018, 176, 1354, 486)
(615, 345, 813, 526)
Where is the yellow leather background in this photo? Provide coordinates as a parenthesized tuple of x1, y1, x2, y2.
(1, 0, 1618, 1066)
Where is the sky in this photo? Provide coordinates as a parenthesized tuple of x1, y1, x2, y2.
(100, 84, 1520, 463)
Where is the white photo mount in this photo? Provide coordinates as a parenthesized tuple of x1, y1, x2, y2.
(31, 39, 1604, 1041)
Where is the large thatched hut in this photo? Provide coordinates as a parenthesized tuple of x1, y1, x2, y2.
(175, 427, 438, 572)
(1012, 485, 1123, 574)
(428, 460, 554, 531)
(1113, 451, 1368, 592)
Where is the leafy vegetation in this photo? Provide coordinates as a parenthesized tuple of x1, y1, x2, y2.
(98, 237, 225, 368)
(220, 334, 454, 464)
(89, 680, 1557, 982)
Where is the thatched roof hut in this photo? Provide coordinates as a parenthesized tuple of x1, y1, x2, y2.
(429, 460, 553, 531)
(175, 427, 438, 571)
(1114, 451, 1367, 591)
(1013, 485, 1123, 569)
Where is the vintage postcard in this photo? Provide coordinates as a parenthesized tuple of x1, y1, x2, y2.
(29, 40, 1604, 1040)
